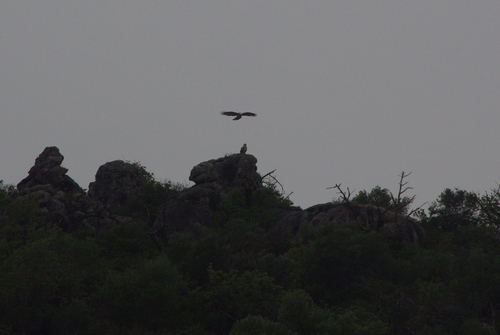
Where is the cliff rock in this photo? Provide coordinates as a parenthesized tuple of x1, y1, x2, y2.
(13, 147, 112, 232)
(149, 153, 262, 238)
(88, 160, 145, 213)
(17, 146, 80, 193)
(273, 202, 424, 244)
(11, 146, 424, 244)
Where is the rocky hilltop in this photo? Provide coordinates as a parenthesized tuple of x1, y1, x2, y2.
(6, 146, 423, 243)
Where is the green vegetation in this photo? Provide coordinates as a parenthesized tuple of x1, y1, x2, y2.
(1, 172, 500, 334)
(119, 161, 188, 220)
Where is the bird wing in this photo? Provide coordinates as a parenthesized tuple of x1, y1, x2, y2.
(221, 111, 238, 116)
(241, 112, 257, 117)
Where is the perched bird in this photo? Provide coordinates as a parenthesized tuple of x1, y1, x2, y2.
(240, 143, 247, 154)
(221, 111, 257, 120)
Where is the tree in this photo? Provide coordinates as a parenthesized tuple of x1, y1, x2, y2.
(120, 161, 187, 220)
(0, 228, 101, 334)
(230, 315, 294, 335)
(295, 222, 390, 305)
(478, 186, 500, 230)
(428, 188, 479, 230)
(353, 186, 392, 209)
(331, 172, 423, 221)
(100, 255, 191, 333)
(199, 267, 282, 334)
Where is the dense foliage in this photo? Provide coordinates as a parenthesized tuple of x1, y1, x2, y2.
(1, 176, 500, 334)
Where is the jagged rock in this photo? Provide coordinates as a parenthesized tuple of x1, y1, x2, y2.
(150, 198, 213, 235)
(186, 153, 261, 209)
(13, 147, 425, 244)
(273, 202, 424, 244)
(149, 154, 262, 240)
(14, 147, 114, 233)
(150, 152, 424, 245)
(66, 192, 114, 233)
(189, 154, 261, 188)
(88, 160, 145, 213)
(17, 146, 81, 193)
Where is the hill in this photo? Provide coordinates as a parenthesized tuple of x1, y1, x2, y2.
(0, 146, 499, 334)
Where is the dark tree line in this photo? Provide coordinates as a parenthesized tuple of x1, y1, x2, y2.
(1, 174, 500, 335)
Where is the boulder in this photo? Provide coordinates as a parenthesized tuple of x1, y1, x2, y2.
(273, 202, 424, 244)
(189, 153, 261, 188)
(149, 152, 424, 245)
(149, 153, 262, 241)
(13, 147, 113, 233)
(17, 146, 81, 193)
(88, 160, 145, 213)
(13, 146, 425, 244)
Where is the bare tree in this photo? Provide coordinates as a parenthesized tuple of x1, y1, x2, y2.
(328, 172, 427, 231)
(261, 169, 293, 200)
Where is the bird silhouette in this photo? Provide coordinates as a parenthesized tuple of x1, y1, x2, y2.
(240, 143, 247, 154)
(221, 111, 257, 120)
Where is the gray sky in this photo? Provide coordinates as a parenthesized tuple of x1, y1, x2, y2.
(1, 1, 499, 209)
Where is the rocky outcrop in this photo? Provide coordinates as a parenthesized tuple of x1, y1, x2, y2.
(15, 183, 112, 233)
(273, 202, 424, 244)
(149, 153, 424, 245)
(149, 154, 262, 239)
(13, 147, 113, 232)
(88, 160, 145, 213)
(11, 146, 424, 244)
(17, 146, 81, 193)
(188, 153, 261, 188)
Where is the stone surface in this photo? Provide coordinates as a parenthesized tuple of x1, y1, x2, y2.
(149, 154, 262, 240)
(149, 152, 424, 245)
(273, 202, 424, 244)
(12, 146, 425, 244)
(14, 147, 113, 233)
(88, 160, 145, 213)
(188, 153, 261, 188)
(17, 146, 81, 193)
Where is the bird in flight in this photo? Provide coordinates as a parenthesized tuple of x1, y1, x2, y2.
(221, 111, 257, 120)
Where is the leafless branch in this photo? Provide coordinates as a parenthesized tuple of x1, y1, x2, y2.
(406, 202, 428, 220)
(390, 171, 413, 206)
(262, 169, 286, 194)
(260, 169, 277, 180)
(327, 183, 354, 201)
(327, 183, 359, 222)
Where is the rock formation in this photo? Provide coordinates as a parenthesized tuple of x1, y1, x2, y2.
(17, 146, 81, 193)
(9, 146, 424, 244)
(88, 160, 145, 213)
(272, 202, 424, 244)
(149, 152, 424, 245)
(148, 153, 262, 239)
(13, 147, 112, 233)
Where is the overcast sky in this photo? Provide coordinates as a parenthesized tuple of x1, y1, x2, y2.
(1, 1, 499, 209)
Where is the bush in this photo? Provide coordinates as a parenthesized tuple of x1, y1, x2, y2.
(100, 255, 191, 332)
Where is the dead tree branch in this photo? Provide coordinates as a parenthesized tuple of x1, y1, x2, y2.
(262, 169, 286, 194)
(260, 169, 277, 180)
(390, 171, 413, 207)
(327, 183, 360, 225)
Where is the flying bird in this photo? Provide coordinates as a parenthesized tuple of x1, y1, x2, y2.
(221, 111, 257, 120)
